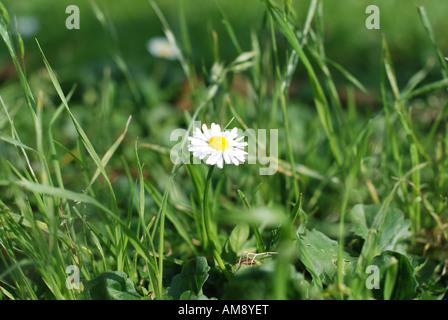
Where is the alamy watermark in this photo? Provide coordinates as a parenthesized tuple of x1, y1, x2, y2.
(65, 265, 80, 290)
(365, 265, 380, 289)
(65, 5, 80, 30)
(365, 5, 380, 30)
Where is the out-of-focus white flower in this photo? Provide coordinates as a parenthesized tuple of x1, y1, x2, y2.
(188, 123, 248, 169)
(146, 36, 179, 60)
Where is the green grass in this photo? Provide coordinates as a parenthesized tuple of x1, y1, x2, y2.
(0, 0, 447, 300)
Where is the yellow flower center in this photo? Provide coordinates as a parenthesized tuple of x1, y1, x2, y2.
(158, 43, 173, 58)
(208, 136, 229, 151)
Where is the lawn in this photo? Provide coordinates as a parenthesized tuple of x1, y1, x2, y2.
(0, 0, 447, 301)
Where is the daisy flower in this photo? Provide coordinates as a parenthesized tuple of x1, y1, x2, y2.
(188, 123, 248, 169)
(146, 36, 179, 60)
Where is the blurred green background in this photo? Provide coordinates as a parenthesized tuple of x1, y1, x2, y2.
(2, 0, 448, 89)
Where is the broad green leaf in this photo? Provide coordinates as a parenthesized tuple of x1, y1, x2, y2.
(411, 257, 448, 300)
(297, 228, 357, 286)
(178, 290, 215, 300)
(224, 260, 309, 299)
(78, 271, 141, 300)
(371, 251, 417, 300)
(349, 204, 412, 255)
(187, 256, 210, 294)
(222, 222, 250, 264)
(168, 257, 211, 299)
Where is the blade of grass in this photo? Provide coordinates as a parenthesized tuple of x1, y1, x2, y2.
(2, 179, 158, 274)
(352, 162, 429, 298)
(402, 78, 448, 100)
(336, 121, 372, 296)
(90, 0, 142, 104)
(144, 178, 198, 255)
(0, 14, 35, 113)
(48, 85, 77, 190)
(156, 163, 182, 297)
(36, 39, 119, 213)
(272, 0, 318, 201)
(0, 96, 39, 183)
(264, 0, 342, 166)
(83, 115, 132, 194)
(237, 189, 265, 253)
(382, 36, 426, 234)
(417, 6, 448, 79)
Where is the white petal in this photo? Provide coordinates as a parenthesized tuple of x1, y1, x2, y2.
(189, 145, 207, 152)
(206, 151, 219, 165)
(202, 124, 211, 140)
(230, 141, 248, 148)
(234, 136, 245, 143)
(225, 149, 236, 163)
(191, 149, 210, 156)
(217, 155, 224, 169)
(199, 152, 209, 160)
(188, 137, 208, 146)
(228, 152, 240, 166)
(224, 127, 238, 140)
(223, 150, 231, 164)
(230, 149, 246, 162)
(210, 123, 221, 136)
(205, 157, 216, 166)
(222, 132, 233, 141)
(233, 148, 248, 155)
(194, 127, 207, 140)
(231, 157, 240, 166)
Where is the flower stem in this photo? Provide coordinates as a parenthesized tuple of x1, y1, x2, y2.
(203, 166, 231, 280)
